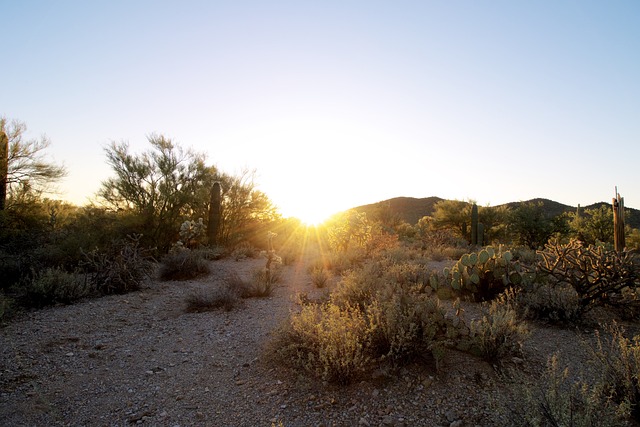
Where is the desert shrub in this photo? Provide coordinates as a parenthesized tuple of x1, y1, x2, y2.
(224, 271, 250, 294)
(508, 353, 630, 426)
(0, 291, 14, 321)
(382, 261, 432, 291)
(469, 296, 529, 362)
(185, 283, 240, 312)
(21, 267, 93, 308)
(273, 302, 372, 384)
(82, 235, 154, 294)
(537, 239, 640, 315)
(425, 246, 447, 262)
(589, 323, 640, 421)
(516, 283, 582, 324)
(239, 266, 281, 298)
(310, 266, 330, 288)
(510, 246, 540, 266)
(331, 263, 385, 310)
(367, 289, 452, 368)
(382, 245, 416, 264)
(325, 246, 368, 275)
(441, 246, 468, 261)
(231, 242, 257, 260)
(195, 246, 226, 260)
(159, 249, 210, 281)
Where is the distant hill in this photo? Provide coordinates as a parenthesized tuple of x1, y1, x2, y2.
(352, 196, 640, 229)
(353, 196, 444, 225)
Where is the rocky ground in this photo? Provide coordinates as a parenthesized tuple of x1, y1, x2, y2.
(0, 255, 630, 427)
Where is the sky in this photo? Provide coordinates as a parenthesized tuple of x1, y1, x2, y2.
(2, 0, 639, 224)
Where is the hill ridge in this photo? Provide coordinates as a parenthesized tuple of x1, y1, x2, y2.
(350, 196, 640, 229)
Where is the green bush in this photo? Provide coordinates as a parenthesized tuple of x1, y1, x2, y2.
(21, 268, 93, 308)
(82, 235, 154, 294)
(469, 296, 529, 362)
(159, 249, 210, 281)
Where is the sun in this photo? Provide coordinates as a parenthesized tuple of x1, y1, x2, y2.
(279, 202, 339, 227)
(291, 208, 334, 227)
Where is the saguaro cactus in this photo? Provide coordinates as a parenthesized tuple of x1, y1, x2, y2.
(0, 131, 8, 211)
(613, 190, 625, 252)
(207, 182, 221, 245)
(470, 203, 479, 245)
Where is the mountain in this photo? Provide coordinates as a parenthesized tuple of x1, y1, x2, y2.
(353, 196, 444, 225)
(352, 196, 640, 229)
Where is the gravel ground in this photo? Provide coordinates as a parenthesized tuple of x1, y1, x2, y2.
(0, 256, 622, 427)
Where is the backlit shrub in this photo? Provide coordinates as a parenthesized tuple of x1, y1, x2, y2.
(159, 249, 210, 281)
(590, 323, 640, 421)
(310, 266, 330, 288)
(508, 353, 630, 426)
(274, 302, 372, 384)
(82, 235, 154, 294)
(21, 267, 93, 308)
(470, 296, 529, 362)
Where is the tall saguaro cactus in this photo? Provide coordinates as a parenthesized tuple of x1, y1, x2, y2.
(470, 203, 479, 245)
(613, 190, 625, 252)
(0, 131, 8, 211)
(207, 182, 221, 246)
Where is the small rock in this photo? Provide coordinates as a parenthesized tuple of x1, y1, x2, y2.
(66, 352, 74, 357)
(382, 415, 395, 425)
(235, 380, 246, 385)
(158, 411, 168, 418)
(372, 389, 380, 397)
(450, 420, 463, 427)
(358, 417, 370, 426)
(445, 410, 458, 422)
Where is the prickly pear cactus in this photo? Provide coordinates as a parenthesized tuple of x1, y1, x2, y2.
(444, 246, 527, 301)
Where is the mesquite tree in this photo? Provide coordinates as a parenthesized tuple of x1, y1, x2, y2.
(0, 117, 67, 208)
(99, 135, 216, 250)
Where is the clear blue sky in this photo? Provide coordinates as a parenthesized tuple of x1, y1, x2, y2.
(2, 0, 639, 223)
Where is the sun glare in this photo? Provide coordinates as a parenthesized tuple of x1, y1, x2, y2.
(279, 201, 340, 227)
(292, 209, 333, 227)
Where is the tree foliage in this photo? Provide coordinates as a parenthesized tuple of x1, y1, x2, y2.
(569, 205, 614, 245)
(0, 117, 67, 208)
(216, 170, 279, 247)
(508, 201, 555, 249)
(326, 210, 372, 252)
(98, 135, 216, 249)
(430, 200, 472, 239)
